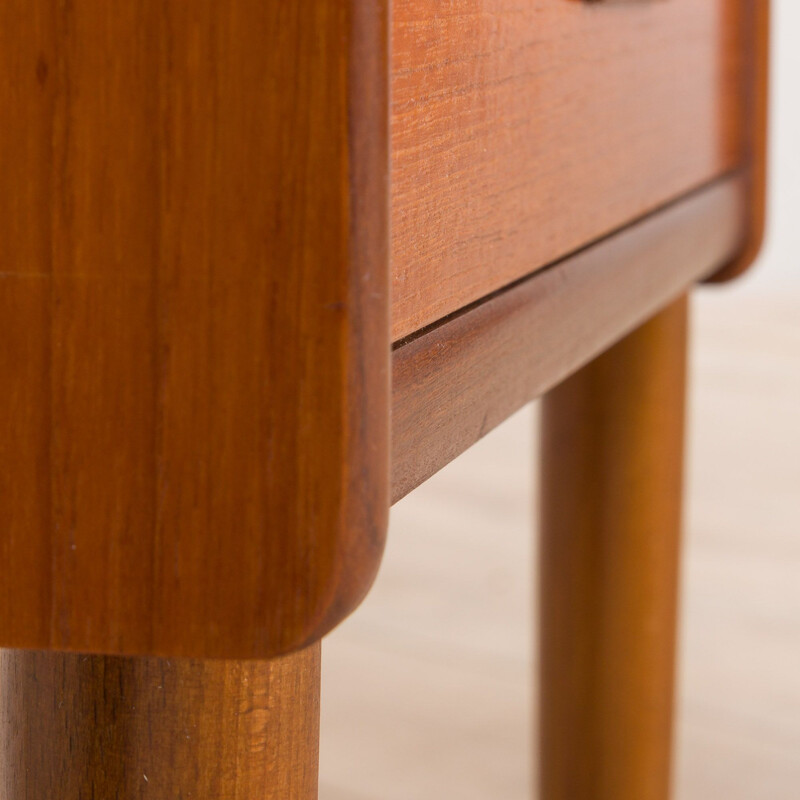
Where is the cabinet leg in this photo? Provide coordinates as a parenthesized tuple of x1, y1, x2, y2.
(0, 644, 321, 799)
(539, 296, 688, 800)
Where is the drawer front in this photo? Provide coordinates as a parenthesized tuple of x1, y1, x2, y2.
(391, 0, 745, 341)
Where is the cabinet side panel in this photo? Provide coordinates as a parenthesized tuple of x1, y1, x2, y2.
(0, 1, 390, 658)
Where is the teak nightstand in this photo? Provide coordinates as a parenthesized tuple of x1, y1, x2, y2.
(0, 1, 768, 798)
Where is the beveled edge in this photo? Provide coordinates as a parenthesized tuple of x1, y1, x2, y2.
(707, 0, 769, 282)
(392, 174, 745, 503)
(293, 0, 392, 653)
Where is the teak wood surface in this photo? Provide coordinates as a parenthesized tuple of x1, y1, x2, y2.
(0, 0, 767, 659)
(392, 176, 743, 502)
(0, 645, 321, 799)
(0, 1, 390, 660)
(0, 0, 770, 797)
(539, 297, 688, 800)
(391, 0, 745, 340)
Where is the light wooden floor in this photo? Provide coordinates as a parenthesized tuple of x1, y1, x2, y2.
(319, 275, 800, 799)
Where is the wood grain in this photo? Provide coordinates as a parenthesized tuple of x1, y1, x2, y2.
(539, 296, 688, 800)
(392, 176, 743, 503)
(0, 1, 390, 659)
(390, 0, 745, 340)
(0, 646, 321, 799)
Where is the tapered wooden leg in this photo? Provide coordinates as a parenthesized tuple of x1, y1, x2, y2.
(539, 296, 688, 800)
(0, 645, 320, 799)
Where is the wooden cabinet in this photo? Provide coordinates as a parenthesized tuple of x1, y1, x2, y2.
(0, 1, 769, 797)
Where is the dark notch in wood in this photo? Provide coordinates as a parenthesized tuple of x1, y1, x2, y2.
(391, 175, 745, 504)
